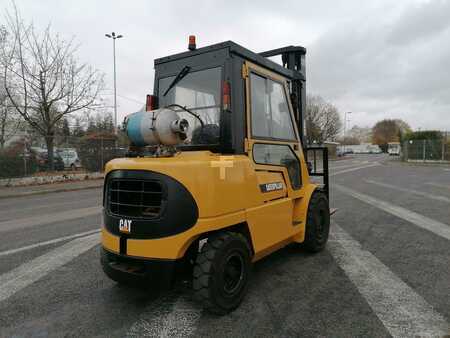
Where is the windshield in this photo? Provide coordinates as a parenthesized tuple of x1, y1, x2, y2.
(388, 143, 400, 150)
(158, 67, 222, 146)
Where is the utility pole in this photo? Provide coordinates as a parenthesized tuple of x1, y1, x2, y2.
(105, 32, 123, 138)
(343, 111, 352, 154)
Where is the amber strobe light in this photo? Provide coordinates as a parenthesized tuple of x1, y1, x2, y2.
(188, 35, 196, 50)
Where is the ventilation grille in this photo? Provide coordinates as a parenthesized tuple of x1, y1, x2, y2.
(108, 179, 163, 219)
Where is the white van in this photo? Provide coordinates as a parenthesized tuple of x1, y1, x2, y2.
(388, 142, 401, 156)
(57, 148, 82, 170)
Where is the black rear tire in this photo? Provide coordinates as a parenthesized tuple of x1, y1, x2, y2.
(193, 232, 252, 315)
(303, 191, 330, 253)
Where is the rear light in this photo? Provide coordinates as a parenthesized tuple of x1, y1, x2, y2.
(146, 94, 158, 111)
(222, 80, 231, 110)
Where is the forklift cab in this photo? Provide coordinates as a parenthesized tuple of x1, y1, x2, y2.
(152, 39, 327, 196)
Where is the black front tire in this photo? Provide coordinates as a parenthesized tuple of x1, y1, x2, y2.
(193, 232, 252, 315)
(303, 191, 330, 253)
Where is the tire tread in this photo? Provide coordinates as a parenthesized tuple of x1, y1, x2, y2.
(303, 190, 330, 253)
(192, 232, 249, 315)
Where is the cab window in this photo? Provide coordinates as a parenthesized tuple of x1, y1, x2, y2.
(250, 73, 296, 141)
(253, 143, 301, 189)
(158, 67, 222, 146)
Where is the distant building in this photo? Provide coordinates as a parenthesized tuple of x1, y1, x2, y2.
(337, 143, 382, 154)
(323, 141, 340, 159)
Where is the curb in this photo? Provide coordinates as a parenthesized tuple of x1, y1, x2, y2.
(0, 184, 103, 200)
(0, 172, 103, 188)
(391, 160, 450, 168)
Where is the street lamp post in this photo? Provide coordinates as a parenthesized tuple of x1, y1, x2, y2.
(105, 32, 123, 136)
(343, 111, 352, 154)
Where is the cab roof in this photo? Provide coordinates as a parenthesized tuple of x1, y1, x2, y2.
(154, 40, 305, 81)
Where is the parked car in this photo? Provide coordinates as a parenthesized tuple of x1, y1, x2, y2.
(57, 148, 82, 170)
(35, 151, 65, 171)
(368, 145, 382, 154)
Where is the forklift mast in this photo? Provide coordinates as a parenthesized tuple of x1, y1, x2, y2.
(259, 46, 307, 146)
(260, 46, 329, 199)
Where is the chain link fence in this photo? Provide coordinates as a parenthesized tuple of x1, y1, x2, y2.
(0, 134, 129, 179)
(402, 132, 450, 163)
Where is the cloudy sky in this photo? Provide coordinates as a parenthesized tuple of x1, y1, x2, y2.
(2, 0, 450, 131)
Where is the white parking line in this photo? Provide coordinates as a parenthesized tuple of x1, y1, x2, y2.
(426, 182, 450, 191)
(334, 184, 450, 241)
(365, 179, 450, 203)
(0, 233, 99, 302)
(0, 206, 101, 232)
(127, 296, 201, 338)
(331, 163, 379, 176)
(330, 162, 367, 170)
(328, 223, 449, 337)
(0, 229, 100, 257)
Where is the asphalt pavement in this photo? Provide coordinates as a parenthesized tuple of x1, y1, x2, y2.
(0, 154, 449, 337)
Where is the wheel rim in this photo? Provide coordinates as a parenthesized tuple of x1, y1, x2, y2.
(223, 252, 244, 294)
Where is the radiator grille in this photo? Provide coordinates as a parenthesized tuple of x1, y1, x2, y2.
(107, 179, 163, 218)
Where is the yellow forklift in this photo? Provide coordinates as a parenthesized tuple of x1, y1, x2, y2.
(101, 37, 330, 314)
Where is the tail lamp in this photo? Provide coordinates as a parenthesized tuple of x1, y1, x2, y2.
(146, 94, 158, 111)
(222, 80, 231, 111)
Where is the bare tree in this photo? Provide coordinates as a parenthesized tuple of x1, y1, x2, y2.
(0, 25, 21, 149)
(339, 135, 361, 145)
(347, 125, 372, 144)
(0, 4, 104, 169)
(0, 86, 23, 149)
(305, 95, 342, 144)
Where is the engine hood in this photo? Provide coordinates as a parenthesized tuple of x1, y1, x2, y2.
(105, 151, 262, 218)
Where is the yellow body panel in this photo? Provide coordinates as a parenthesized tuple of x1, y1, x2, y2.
(255, 171, 287, 201)
(102, 150, 317, 260)
(246, 197, 293, 260)
(127, 210, 247, 259)
(105, 152, 262, 218)
(102, 227, 119, 252)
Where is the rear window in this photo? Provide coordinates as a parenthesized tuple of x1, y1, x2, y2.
(158, 67, 222, 146)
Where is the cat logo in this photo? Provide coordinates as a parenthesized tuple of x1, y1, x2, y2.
(119, 219, 132, 233)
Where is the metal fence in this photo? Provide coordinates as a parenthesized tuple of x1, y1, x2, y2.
(402, 135, 450, 163)
(0, 135, 128, 179)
